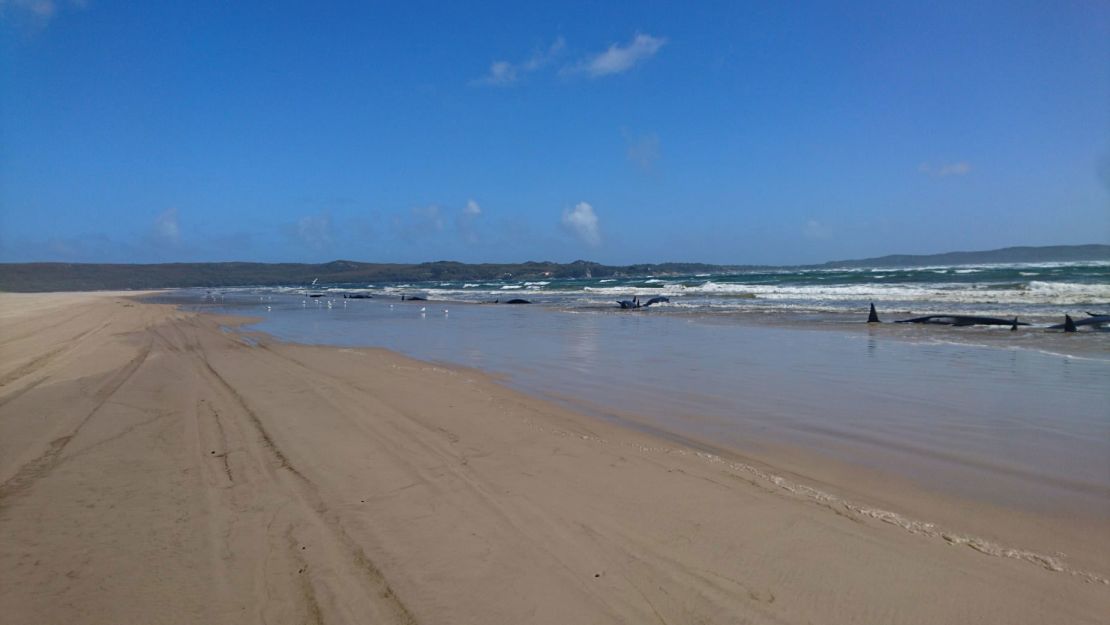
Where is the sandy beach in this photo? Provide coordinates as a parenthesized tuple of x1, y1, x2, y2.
(1, 292, 1107, 624)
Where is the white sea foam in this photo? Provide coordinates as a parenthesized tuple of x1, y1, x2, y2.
(583, 280, 1110, 306)
(683, 451, 1109, 585)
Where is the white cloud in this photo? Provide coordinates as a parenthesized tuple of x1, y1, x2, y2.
(479, 61, 518, 86)
(294, 214, 333, 249)
(475, 37, 565, 86)
(0, 0, 56, 19)
(561, 202, 601, 246)
(565, 33, 666, 78)
(1, 0, 86, 28)
(151, 207, 181, 246)
(456, 200, 483, 243)
(919, 161, 972, 177)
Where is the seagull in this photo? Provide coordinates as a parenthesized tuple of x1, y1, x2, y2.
(420, 306, 427, 312)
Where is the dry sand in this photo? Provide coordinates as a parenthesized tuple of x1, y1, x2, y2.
(0, 292, 1107, 624)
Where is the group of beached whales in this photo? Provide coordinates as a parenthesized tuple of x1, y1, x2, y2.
(331, 292, 1103, 331)
(867, 303, 1109, 333)
(399, 294, 533, 305)
(396, 294, 674, 308)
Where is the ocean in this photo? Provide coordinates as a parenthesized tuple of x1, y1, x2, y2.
(157, 259, 1110, 522)
(301, 259, 1109, 318)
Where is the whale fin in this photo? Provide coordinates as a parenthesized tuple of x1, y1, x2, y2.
(1064, 315, 1077, 333)
(1010, 318, 1018, 332)
(867, 303, 880, 323)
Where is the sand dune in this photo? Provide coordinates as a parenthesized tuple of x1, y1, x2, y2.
(0, 292, 1106, 624)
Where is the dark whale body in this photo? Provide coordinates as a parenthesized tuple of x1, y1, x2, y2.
(867, 305, 1025, 329)
(895, 315, 1029, 327)
(1048, 314, 1109, 331)
(617, 296, 670, 310)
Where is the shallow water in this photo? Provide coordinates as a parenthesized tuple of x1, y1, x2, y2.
(169, 291, 1110, 518)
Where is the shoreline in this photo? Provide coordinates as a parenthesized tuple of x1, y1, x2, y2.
(1, 292, 1107, 624)
(198, 290, 1109, 526)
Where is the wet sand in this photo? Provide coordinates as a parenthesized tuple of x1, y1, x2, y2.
(1, 292, 1108, 624)
(205, 293, 1109, 532)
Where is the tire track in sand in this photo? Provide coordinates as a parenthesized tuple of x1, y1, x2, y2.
(0, 320, 113, 409)
(192, 331, 419, 625)
(0, 335, 152, 505)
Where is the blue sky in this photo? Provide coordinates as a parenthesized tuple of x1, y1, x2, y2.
(1, 1, 1107, 265)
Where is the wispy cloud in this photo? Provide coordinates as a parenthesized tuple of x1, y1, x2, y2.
(802, 219, 832, 240)
(0, 0, 55, 18)
(918, 161, 972, 177)
(150, 207, 182, 247)
(564, 33, 667, 78)
(624, 131, 661, 172)
(561, 202, 601, 246)
(456, 199, 483, 243)
(392, 204, 446, 241)
(474, 37, 565, 86)
(0, 0, 86, 29)
(290, 213, 333, 250)
(411, 204, 445, 231)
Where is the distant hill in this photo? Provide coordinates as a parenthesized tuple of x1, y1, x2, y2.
(1, 244, 1105, 292)
(817, 244, 1110, 269)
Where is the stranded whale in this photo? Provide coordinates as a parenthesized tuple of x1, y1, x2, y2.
(866, 304, 1026, 330)
(617, 296, 670, 310)
(1047, 313, 1109, 332)
(894, 315, 1028, 328)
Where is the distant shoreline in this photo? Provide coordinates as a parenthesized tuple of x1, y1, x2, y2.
(2, 243, 1107, 292)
